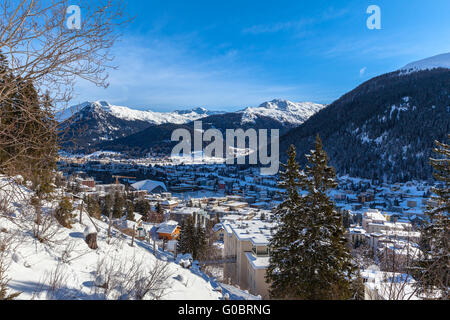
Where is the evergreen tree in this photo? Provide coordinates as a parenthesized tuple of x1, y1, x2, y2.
(126, 201, 135, 221)
(135, 199, 150, 216)
(102, 193, 113, 217)
(0, 52, 57, 195)
(55, 197, 75, 228)
(176, 217, 208, 260)
(412, 135, 449, 299)
(193, 221, 207, 260)
(156, 202, 164, 215)
(86, 196, 101, 219)
(112, 192, 125, 218)
(343, 211, 351, 229)
(177, 217, 196, 256)
(267, 137, 357, 300)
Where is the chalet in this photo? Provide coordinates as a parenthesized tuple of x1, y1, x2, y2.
(157, 221, 180, 240)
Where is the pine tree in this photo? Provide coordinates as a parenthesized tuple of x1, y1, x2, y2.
(126, 201, 135, 221)
(193, 221, 207, 260)
(177, 219, 188, 255)
(413, 135, 449, 299)
(177, 217, 196, 256)
(112, 192, 125, 218)
(135, 199, 150, 216)
(0, 53, 57, 194)
(267, 136, 357, 300)
(86, 196, 101, 219)
(103, 194, 113, 217)
(55, 197, 75, 228)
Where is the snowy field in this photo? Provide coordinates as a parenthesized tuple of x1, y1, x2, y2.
(0, 176, 254, 300)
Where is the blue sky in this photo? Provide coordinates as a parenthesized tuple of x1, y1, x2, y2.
(72, 0, 450, 112)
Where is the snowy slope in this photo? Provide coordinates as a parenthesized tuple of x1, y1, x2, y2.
(59, 101, 219, 125)
(239, 99, 325, 125)
(400, 52, 450, 74)
(0, 176, 250, 300)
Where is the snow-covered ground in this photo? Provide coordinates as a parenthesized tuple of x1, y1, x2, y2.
(0, 176, 252, 300)
(400, 52, 450, 74)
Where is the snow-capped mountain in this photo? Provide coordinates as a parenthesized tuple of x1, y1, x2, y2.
(59, 99, 325, 152)
(95, 100, 325, 156)
(281, 63, 450, 182)
(400, 52, 450, 74)
(240, 99, 325, 125)
(58, 101, 219, 125)
(58, 101, 223, 150)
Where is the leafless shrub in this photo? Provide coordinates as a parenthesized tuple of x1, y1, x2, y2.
(60, 241, 77, 264)
(0, 0, 131, 104)
(93, 253, 172, 300)
(0, 232, 22, 300)
(0, 0, 131, 244)
(30, 201, 62, 245)
(32, 263, 79, 300)
(131, 259, 172, 300)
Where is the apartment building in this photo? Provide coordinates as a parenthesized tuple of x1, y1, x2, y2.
(223, 214, 274, 299)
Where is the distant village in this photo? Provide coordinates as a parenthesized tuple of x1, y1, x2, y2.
(57, 152, 440, 300)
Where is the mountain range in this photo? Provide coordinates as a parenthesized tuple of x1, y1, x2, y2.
(59, 99, 325, 151)
(58, 53, 450, 182)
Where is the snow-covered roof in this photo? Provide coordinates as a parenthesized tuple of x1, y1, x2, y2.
(213, 223, 224, 232)
(245, 252, 270, 270)
(157, 221, 179, 235)
(132, 179, 167, 193)
(224, 219, 274, 245)
(364, 209, 386, 222)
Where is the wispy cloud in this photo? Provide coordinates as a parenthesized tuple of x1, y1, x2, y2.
(360, 67, 367, 76)
(242, 19, 314, 35)
(242, 7, 348, 35)
(71, 34, 314, 111)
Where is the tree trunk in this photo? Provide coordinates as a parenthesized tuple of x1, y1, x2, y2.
(131, 225, 135, 247)
(85, 233, 98, 250)
(108, 210, 113, 238)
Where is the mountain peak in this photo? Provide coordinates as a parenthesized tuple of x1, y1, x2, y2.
(92, 100, 112, 108)
(400, 52, 450, 74)
(241, 100, 325, 125)
(259, 99, 292, 110)
(174, 107, 208, 115)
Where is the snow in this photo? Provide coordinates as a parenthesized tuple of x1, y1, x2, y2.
(0, 177, 254, 300)
(157, 221, 179, 235)
(364, 209, 387, 222)
(245, 252, 270, 270)
(400, 52, 450, 74)
(240, 99, 325, 125)
(131, 180, 167, 193)
(60, 101, 216, 124)
(83, 225, 97, 237)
